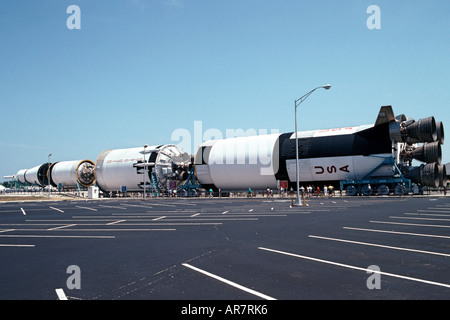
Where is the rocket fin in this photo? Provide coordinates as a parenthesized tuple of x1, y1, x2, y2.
(374, 105, 395, 126)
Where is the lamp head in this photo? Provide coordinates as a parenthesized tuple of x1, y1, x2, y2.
(323, 84, 332, 90)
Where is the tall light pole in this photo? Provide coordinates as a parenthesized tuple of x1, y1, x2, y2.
(294, 84, 331, 205)
(143, 144, 148, 199)
(48, 153, 52, 199)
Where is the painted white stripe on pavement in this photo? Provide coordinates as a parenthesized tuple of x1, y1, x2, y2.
(258, 247, 450, 289)
(0, 244, 35, 247)
(0, 229, 15, 233)
(182, 263, 276, 300)
(75, 206, 98, 211)
(371, 220, 450, 228)
(43, 228, 176, 231)
(55, 288, 68, 300)
(308, 235, 450, 257)
(404, 212, 450, 217)
(47, 224, 77, 231)
(418, 210, 450, 214)
(344, 226, 450, 239)
(99, 205, 128, 210)
(106, 220, 125, 225)
(390, 216, 450, 222)
(0, 234, 115, 239)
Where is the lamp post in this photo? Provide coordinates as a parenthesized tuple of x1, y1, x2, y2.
(48, 153, 52, 199)
(143, 144, 148, 199)
(294, 84, 331, 205)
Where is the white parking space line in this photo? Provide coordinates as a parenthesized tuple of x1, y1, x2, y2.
(122, 204, 153, 209)
(73, 216, 158, 219)
(20, 208, 26, 216)
(9, 228, 177, 232)
(146, 210, 198, 213)
(390, 216, 450, 222)
(418, 210, 450, 214)
(112, 213, 158, 216)
(405, 212, 450, 217)
(49, 207, 64, 213)
(149, 203, 176, 207)
(106, 220, 125, 225)
(0, 244, 35, 247)
(99, 205, 128, 210)
(9, 221, 220, 227)
(343, 227, 450, 239)
(182, 263, 276, 300)
(2, 223, 102, 226)
(26, 219, 123, 222)
(47, 224, 77, 231)
(98, 214, 282, 218)
(184, 214, 285, 218)
(258, 247, 450, 289)
(0, 234, 115, 239)
(0, 229, 15, 233)
(308, 235, 450, 257)
(55, 288, 68, 300)
(115, 223, 221, 226)
(75, 206, 98, 211)
(370, 220, 450, 228)
(70, 216, 260, 221)
(171, 202, 197, 206)
(162, 218, 259, 221)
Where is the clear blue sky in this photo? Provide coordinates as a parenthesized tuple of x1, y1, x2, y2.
(1, 0, 449, 181)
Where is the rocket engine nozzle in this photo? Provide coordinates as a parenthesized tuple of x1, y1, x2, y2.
(402, 162, 445, 188)
(406, 116, 437, 143)
(390, 116, 440, 144)
(437, 121, 444, 145)
(405, 141, 442, 164)
(438, 164, 447, 187)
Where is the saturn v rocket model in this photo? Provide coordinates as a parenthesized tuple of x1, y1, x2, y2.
(8, 105, 446, 196)
(194, 105, 445, 195)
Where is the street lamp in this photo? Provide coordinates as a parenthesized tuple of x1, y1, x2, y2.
(143, 144, 148, 199)
(294, 84, 331, 205)
(48, 153, 52, 199)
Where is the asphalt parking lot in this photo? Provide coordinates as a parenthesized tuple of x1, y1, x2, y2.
(0, 195, 449, 303)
